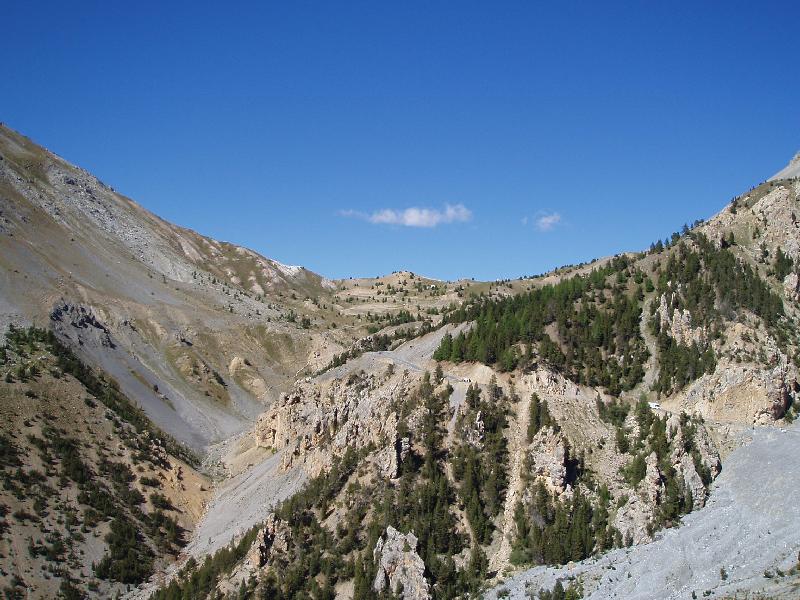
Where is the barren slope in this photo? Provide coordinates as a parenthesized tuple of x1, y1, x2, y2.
(0, 124, 350, 451)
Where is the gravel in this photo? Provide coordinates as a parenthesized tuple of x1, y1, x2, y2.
(186, 451, 307, 558)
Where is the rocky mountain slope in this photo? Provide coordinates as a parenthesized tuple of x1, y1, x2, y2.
(0, 326, 209, 599)
(487, 423, 800, 600)
(1, 123, 800, 599)
(0, 122, 353, 453)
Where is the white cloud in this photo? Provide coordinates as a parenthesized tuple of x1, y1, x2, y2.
(340, 203, 472, 228)
(535, 212, 561, 232)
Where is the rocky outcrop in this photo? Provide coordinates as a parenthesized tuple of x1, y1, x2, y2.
(666, 414, 721, 507)
(611, 452, 666, 545)
(254, 368, 421, 477)
(613, 493, 649, 545)
(751, 186, 800, 258)
(458, 408, 485, 449)
(525, 427, 568, 492)
(644, 452, 664, 505)
(657, 292, 707, 347)
(612, 413, 721, 544)
(371, 442, 399, 480)
(783, 272, 800, 302)
(50, 302, 115, 348)
(701, 183, 800, 263)
(676, 453, 706, 507)
(228, 355, 269, 399)
(678, 358, 795, 424)
(247, 514, 291, 570)
(373, 526, 430, 600)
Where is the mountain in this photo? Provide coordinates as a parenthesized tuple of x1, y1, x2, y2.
(0, 122, 344, 452)
(1, 124, 799, 600)
(770, 151, 800, 181)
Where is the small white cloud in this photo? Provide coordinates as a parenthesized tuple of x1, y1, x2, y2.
(535, 212, 561, 232)
(340, 203, 472, 228)
(521, 216, 529, 226)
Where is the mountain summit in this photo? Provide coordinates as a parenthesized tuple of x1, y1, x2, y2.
(770, 150, 800, 181)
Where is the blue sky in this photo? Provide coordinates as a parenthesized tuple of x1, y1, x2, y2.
(3, 2, 798, 280)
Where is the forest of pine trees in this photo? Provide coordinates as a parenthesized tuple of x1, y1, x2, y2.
(648, 233, 787, 393)
(452, 382, 509, 544)
(436, 231, 789, 397)
(651, 233, 785, 338)
(434, 255, 651, 394)
(510, 481, 610, 566)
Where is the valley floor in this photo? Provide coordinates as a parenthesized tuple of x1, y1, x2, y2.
(487, 423, 800, 600)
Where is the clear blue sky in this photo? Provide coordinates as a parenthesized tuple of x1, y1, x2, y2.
(3, 2, 798, 280)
